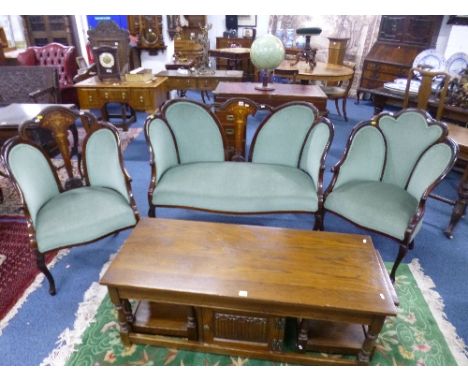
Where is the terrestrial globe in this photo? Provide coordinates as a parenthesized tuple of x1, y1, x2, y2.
(250, 34, 285, 91)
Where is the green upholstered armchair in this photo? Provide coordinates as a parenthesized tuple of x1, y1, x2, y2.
(324, 109, 458, 281)
(145, 99, 334, 229)
(1, 109, 139, 295)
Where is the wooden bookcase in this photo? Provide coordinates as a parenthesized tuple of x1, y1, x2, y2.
(22, 16, 76, 47)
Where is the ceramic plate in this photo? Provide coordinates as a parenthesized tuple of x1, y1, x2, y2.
(445, 52, 468, 76)
(384, 81, 419, 95)
(413, 49, 446, 71)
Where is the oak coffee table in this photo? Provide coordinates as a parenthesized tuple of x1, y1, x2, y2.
(100, 218, 398, 365)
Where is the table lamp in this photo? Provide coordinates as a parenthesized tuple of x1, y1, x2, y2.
(250, 34, 285, 91)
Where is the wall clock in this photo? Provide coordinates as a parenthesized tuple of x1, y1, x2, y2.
(93, 45, 121, 81)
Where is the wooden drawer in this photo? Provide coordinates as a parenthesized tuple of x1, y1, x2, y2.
(77, 88, 100, 109)
(167, 77, 196, 90)
(363, 62, 410, 77)
(196, 78, 219, 91)
(130, 89, 154, 111)
(99, 88, 130, 103)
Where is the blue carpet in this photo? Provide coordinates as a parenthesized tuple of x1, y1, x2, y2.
(0, 92, 466, 365)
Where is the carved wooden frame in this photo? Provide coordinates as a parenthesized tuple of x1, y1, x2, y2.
(324, 108, 459, 280)
(144, 98, 334, 230)
(1, 110, 140, 295)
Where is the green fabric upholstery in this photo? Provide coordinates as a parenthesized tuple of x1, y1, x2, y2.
(147, 118, 178, 182)
(36, 186, 137, 253)
(164, 101, 224, 164)
(251, 104, 316, 167)
(8, 143, 59, 225)
(299, 121, 331, 189)
(153, 162, 318, 213)
(333, 125, 386, 189)
(85, 128, 130, 202)
(379, 112, 444, 188)
(324, 180, 420, 241)
(406, 142, 454, 201)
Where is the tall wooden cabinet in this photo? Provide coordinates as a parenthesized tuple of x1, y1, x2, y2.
(22, 16, 76, 47)
(357, 16, 443, 98)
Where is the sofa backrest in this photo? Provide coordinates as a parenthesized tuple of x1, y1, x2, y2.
(250, 102, 318, 167)
(377, 109, 446, 188)
(162, 100, 225, 164)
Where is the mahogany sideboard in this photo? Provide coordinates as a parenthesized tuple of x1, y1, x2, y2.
(100, 218, 398, 365)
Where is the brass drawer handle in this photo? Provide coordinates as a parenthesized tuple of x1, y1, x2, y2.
(88, 95, 93, 102)
(121, 92, 127, 99)
(139, 96, 144, 103)
(225, 128, 235, 135)
(226, 115, 234, 121)
(104, 92, 109, 99)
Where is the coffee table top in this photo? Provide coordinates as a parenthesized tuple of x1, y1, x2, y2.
(213, 81, 327, 99)
(101, 218, 397, 317)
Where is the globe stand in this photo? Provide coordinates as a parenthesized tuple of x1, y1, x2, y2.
(255, 69, 275, 91)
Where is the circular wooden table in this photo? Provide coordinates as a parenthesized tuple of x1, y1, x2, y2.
(276, 60, 354, 82)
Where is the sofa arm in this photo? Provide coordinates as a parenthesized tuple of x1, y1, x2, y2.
(145, 116, 178, 183)
(328, 124, 386, 192)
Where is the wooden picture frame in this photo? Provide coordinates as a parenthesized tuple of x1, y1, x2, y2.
(237, 15, 257, 27)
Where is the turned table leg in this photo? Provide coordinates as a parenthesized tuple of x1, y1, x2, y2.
(358, 318, 385, 365)
(108, 287, 133, 346)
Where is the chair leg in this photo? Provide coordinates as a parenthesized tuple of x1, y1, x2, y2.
(148, 206, 156, 218)
(36, 251, 56, 296)
(409, 240, 415, 250)
(390, 244, 409, 283)
(334, 99, 342, 117)
(342, 97, 348, 122)
(313, 211, 324, 231)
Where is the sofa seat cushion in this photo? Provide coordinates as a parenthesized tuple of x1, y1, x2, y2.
(36, 186, 137, 253)
(324, 180, 420, 241)
(153, 162, 318, 213)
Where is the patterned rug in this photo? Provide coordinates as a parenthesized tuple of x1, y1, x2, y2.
(0, 216, 68, 323)
(0, 127, 143, 215)
(42, 260, 468, 366)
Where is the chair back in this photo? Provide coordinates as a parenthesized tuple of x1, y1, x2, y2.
(162, 99, 226, 164)
(17, 43, 78, 89)
(402, 67, 450, 120)
(273, 68, 299, 83)
(375, 109, 450, 189)
(18, 106, 98, 189)
(250, 102, 318, 167)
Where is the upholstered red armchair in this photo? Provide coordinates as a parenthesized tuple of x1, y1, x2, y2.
(17, 42, 78, 104)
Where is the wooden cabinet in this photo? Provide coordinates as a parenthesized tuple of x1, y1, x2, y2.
(358, 16, 443, 97)
(23, 16, 76, 47)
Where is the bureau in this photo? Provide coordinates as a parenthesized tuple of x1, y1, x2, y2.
(357, 16, 443, 100)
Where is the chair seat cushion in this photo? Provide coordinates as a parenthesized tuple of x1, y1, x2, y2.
(153, 162, 318, 213)
(36, 186, 137, 252)
(324, 180, 420, 240)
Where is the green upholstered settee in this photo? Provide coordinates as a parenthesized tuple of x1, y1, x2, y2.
(324, 109, 458, 281)
(145, 99, 334, 229)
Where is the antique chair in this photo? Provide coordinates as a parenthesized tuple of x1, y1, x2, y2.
(1, 106, 139, 295)
(402, 67, 468, 239)
(17, 42, 78, 104)
(324, 109, 458, 281)
(320, 62, 356, 121)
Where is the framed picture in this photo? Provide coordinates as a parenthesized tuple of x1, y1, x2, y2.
(237, 15, 257, 27)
